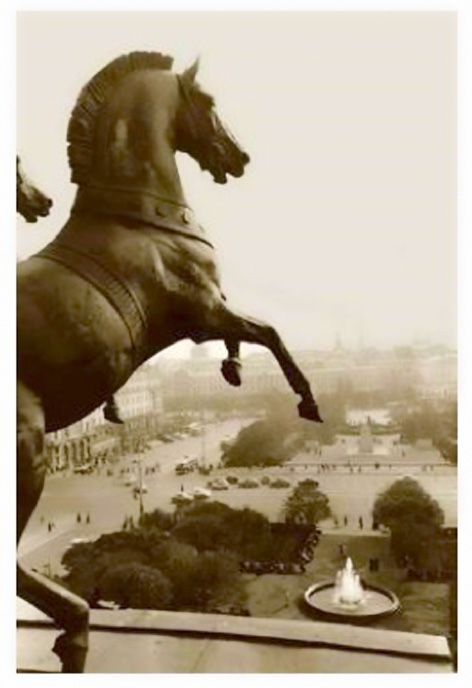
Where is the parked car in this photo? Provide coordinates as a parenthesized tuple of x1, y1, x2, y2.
(73, 464, 93, 474)
(225, 475, 238, 485)
(193, 487, 212, 499)
(171, 492, 194, 506)
(211, 478, 230, 490)
(68, 537, 92, 547)
(270, 478, 291, 488)
(238, 478, 259, 488)
(96, 600, 120, 610)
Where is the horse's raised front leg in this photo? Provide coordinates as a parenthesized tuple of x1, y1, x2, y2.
(221, 338, 242, 386)
(17, 381, 89, 672)
(193, 306, 322, 422)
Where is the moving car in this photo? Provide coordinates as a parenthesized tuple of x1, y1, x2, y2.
(175, 458, 198, 475)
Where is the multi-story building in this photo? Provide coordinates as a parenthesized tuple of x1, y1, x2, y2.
(45, 364, 163, 473)
(416, 354, 457, 400)
(159, 345, 456, 406)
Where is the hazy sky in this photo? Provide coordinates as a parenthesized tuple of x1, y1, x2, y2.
(17, 11, 457, 355)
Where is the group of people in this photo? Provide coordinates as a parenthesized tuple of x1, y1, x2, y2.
(76, 512, 91, 524)
(333, 515, 366, 530)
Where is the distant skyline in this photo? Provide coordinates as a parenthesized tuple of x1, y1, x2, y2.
(17, 12, 457, 355)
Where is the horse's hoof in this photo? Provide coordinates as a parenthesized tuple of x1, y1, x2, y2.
(221, 358, 242, 386)
(103, 401, 125, 424)
(298, 399, 323, 423)
(53, 631, 88, 673)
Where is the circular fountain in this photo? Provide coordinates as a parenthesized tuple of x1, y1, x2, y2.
(304, 557, 399, 623)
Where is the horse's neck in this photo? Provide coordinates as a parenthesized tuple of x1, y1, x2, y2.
(72, 135, 198, 233)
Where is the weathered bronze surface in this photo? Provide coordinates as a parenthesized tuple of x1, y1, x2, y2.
(16, 156, 53, 223)
(17, 51, 322, 672)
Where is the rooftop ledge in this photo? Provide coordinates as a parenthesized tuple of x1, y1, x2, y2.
(17, 599, 452, 673)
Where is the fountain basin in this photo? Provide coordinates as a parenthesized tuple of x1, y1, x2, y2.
(304, 579, 400, 624)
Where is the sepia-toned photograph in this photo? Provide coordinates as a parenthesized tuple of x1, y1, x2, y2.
(13, 6, 459, 676)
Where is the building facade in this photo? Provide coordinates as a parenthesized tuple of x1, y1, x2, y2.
(159, 345, 457, 405)
(45, 364, 163, 473)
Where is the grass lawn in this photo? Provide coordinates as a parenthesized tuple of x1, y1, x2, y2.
(244, 532, 451, 638)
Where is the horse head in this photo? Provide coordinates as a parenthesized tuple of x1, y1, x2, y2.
(175, 59, 250, 184)
(16, 156, 53, 223)
(67, 52, 250, 198)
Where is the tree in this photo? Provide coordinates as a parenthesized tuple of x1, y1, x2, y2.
(284, 481, 331, 524)
(172, 501, 272, 558)
(372, 477, 445, 568)
(139, 508, 174, 532)
(222, 417, 295, 467)
(60, 507, 248, 613)
(99, 563, 173, 609)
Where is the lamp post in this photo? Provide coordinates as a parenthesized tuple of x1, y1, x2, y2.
(200, 407, 206, 468)
(133, 455, 144, 521)
(138, 454, 144, 520)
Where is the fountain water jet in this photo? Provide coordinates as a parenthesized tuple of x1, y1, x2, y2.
(333, 557, 365, 608)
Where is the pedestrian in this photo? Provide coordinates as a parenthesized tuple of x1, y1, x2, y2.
(359, 516, 363, 530)
(344, 515, 348, 527)
(76, 512, 81, 523)
(86, 512, 90, 524)
(47, 521, 52, 533)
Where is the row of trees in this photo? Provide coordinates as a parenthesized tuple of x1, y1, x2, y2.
(393, 400, 457, 464)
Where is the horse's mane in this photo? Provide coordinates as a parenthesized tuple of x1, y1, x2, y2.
(67, 51, 174, 184)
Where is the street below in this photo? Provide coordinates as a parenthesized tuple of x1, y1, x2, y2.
(18, 417, 457, 579)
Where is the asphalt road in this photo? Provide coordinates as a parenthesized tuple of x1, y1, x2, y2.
(18, 418, 249, 571)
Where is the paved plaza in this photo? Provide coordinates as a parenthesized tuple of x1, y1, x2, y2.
(18, 420, 457, 578)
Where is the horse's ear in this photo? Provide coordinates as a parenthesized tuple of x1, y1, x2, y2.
(181, 57, 200, 86)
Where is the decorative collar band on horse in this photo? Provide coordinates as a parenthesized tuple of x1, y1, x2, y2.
(17, 51, 322, 672)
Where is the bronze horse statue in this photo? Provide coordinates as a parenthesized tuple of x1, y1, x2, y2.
(17, 51, 322, 672)
(16, 156, 124, 424)
(16, 156, 53, 222)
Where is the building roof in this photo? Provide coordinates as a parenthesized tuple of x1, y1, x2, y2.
(17, 599, 452, 674)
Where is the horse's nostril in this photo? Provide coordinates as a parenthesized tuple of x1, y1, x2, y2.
(242, 152, 250, 165)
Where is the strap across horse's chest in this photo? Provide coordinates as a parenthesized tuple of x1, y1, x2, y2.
(37, 241, 147, 363)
